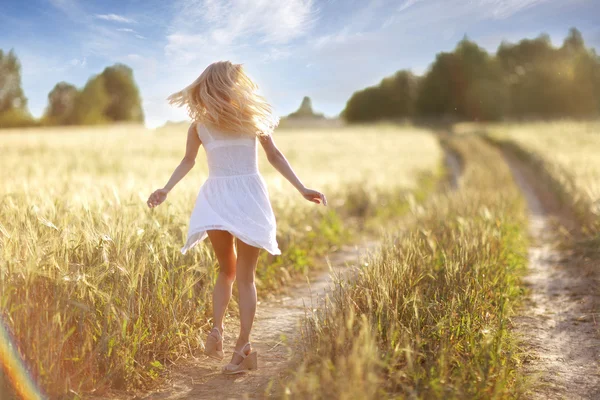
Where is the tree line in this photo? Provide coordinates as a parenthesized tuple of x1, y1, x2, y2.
(343, 28, 600, 122)
(0, 49, 143, 128)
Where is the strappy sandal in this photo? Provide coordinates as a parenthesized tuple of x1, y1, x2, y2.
(204, 327, 224, 360)
(221, 343, 257, 374)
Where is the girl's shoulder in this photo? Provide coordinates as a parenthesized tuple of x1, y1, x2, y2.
(201, 121, 255, 141)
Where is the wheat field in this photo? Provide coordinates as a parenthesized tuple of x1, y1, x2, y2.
(0, 124, 441, 397)
(284, 135, 529, 399)
(486, 121, 600, 231)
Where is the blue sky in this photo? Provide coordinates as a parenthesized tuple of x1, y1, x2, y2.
(1, 0, 598, 127)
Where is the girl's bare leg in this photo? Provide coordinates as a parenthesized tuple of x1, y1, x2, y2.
(230, 239, 260, 362)
(207, 230, 237, 338)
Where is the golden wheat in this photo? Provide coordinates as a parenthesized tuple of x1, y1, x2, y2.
(487, 121, 600, 218)
(284, 136, 528, 399)
(0, 123, 441, 397)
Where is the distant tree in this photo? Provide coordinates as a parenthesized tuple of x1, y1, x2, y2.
(563, 28, 585, 54)
(101, 64, 144, 122)
(0, 49, 36, 128)
(343, 70, 418, 122)
(343, 86, 386, 122)
(287, 96, 325, 119)
(417, 38, 507, 121)
(44, 82, 79, 125)
(0, 49, 27, 112)
(69, 74, 110, 125)
(40, 63, 144, 126)
(344, 27, 600, 123)
(497, 35, 565, 117)
(377, 71, 419, 118)
(496, 30, 600, 118)
(415, 52, 461, 118)
(561, 28, 599, 117)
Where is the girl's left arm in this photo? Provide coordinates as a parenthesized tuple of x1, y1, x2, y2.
(147, 124, 201, 208)
(259, 134, 327, 206)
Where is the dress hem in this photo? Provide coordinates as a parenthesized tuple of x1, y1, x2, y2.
(181, 225, 281, 256)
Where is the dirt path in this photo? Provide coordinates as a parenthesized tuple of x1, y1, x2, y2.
(444, 147, 461, 191)
(503, 151, 600, 399)
(132, 240, 379, 400)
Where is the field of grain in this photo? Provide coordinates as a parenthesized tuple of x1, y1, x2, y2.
(0, 124, 442, 397)
(284, 136, 529, 399)
(486, 121, 600, 231)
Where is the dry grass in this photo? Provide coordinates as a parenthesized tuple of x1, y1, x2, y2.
(486, 122, 600, 224)
(0, 124, 441, 397)
(284, 136, 528, 399)
(486, 121, 600, 252)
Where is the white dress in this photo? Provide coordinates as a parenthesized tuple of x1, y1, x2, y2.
(181, 123, 281, 255)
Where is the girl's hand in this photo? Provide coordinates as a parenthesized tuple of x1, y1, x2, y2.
(147, 188, 169, 208)
(301, 187, 327, 206)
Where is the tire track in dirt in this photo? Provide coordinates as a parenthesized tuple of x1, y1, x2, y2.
(502, 150, 600, 400)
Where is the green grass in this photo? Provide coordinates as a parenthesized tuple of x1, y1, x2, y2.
(284, 136, 528, 399)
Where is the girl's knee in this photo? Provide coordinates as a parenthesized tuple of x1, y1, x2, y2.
(235, 271, 255, 285)
(220, 269, 236, 283)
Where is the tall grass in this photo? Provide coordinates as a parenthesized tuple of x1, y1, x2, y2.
(485, 122, 600, 226)
(284, 136, 528, 399)
(0, 124, 441, 397)
(486, 121, 600, 250)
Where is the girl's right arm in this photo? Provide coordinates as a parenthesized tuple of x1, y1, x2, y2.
(259, 135, 327, 206)
(147, 124, 201, 208)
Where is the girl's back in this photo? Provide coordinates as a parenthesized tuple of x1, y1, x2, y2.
(196, 123, 259, 179)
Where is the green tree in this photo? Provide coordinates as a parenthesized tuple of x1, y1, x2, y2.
(44, 82, 79, 125)
(560, 28, 599, 117)
(563, 27, 585, 54)
(101, 64, 144, 122)
(343, 70, 418, 122)
(416, 38, 506, 121)
(377, 71, 419, 118)
(0, 49, 35, 128)
(497, 35, 561, 117)
(44, 63, 144, 126)
(287, 96, 325, 119)
(344, 27, 600, 123)
(496, 30, 599, 118)
(69, 74, 110, 125)
(0, 49, 27, 112)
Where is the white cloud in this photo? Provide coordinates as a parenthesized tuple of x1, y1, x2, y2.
(156, 0, 319, 127)
(314, 29, 365, 49)
(69, 57, 87, 67)
(95, 14, 136, 24)
(166, 0, 315, 62)
(315, 0, 554, 57)
(261, 47, 292, 63)
(115, 27, 145, 39)
(480, 0, 549, 19)
(398, 0, 422, 12)
(164, 33, 209, 64)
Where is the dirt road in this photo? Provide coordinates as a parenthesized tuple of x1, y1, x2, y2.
(503, 150, 600, 400)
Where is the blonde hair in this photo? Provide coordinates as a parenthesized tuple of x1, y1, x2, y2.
(167, 61, 279, 137)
